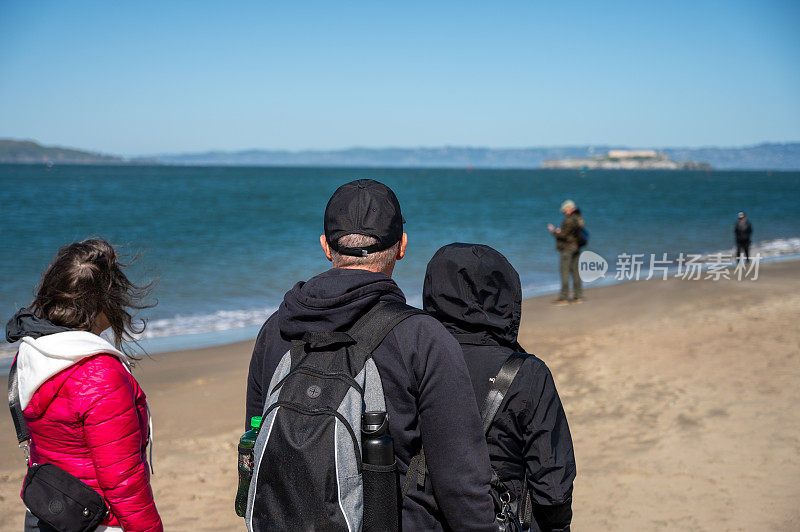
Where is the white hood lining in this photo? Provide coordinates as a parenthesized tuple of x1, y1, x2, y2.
(16, 331, 128, 411)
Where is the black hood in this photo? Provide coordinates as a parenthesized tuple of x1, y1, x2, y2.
(278, 267, 406, 339)
(423, 243, 522, 349)
(6, 308, 71, 343)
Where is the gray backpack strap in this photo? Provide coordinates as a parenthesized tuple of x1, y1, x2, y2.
(348, 301, 429, 501)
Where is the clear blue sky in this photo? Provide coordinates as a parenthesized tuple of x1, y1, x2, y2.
(1, 0, 798, 156)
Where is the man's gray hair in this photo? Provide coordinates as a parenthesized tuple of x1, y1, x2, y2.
(330, 234, 399, 270)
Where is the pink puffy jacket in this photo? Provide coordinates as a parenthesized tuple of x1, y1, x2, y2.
(23, 354, 163, 531)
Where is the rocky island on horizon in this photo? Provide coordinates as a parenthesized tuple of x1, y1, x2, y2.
(543, 149, 712, 170)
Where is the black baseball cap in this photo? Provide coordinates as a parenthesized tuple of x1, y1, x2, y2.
(324, 179, 405, 257)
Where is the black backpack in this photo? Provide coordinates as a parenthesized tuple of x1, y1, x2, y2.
(577, 228, 589, 248)
(480, 353, 532, 532)
(245, 300, 423, 531)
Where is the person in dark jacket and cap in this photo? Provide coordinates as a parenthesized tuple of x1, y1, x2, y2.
(423, 243, 576, 532)
(734, 211, 752, 264)
(245, 180, 496, 531)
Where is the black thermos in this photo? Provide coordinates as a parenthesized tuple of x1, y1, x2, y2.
(361, 411, 399, 532)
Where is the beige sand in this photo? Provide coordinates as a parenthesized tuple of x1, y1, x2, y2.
(1, 260, 798, 530)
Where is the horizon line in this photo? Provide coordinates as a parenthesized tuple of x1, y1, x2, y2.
(4, 137, 800, 159)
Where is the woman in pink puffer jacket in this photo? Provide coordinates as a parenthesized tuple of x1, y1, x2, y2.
(9, 238, 162, 532)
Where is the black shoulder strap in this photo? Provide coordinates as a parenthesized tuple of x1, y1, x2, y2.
(348, 300, 425, 356)
(286, 301, 423, 375)
(401, 448, 426, 498)
(8, 358, 29, 444)
(480, 352, 527, 435)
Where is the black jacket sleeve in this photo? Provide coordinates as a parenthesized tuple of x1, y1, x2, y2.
(405, 316, 497, 531)
(245, 320, 272, 431)
(522, 362, 576, 531)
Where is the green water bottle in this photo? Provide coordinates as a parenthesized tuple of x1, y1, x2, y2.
(235, 416, 262, 517)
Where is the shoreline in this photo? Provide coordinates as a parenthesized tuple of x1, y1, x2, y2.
(2, 246, 798, 370)
(1, 260, 798, 529)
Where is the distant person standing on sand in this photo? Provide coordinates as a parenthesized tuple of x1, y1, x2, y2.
(548, 199, 585, 305)
(735, 211, 752, 264)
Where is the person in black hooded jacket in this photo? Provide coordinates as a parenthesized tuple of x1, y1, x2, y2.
(423, 243, 576, 532)
(245, 181, 496, 531)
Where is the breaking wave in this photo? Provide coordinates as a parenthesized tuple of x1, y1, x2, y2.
(0, 306, 277, 359)
(2, 237, 799, 362)
(139, 307, 276, 339)
(700, 237, 800, 260)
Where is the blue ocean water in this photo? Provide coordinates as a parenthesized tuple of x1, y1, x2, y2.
(2, 164, 799, 358)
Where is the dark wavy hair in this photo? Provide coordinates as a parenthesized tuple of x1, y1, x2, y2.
(31, 238, 154, 352)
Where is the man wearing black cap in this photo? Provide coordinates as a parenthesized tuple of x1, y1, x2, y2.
(245, 179, 497, 530)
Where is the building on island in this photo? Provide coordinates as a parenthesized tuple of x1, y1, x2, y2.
(543, 149, 711, 170)
(606, 149, 658, 159)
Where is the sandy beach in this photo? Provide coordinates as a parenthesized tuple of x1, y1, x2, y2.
(1, 260, 799, 531)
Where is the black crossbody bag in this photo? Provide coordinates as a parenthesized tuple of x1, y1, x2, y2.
(8, 358, 108, 532)
(480, 352, 532, 532)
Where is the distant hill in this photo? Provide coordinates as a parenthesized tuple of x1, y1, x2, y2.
(146, 143, 800, 170)
(144, 146, 609, 168)
(662, 144, 800, 171)
(3, 138, 799, 169)
(0, 139, 125, 164)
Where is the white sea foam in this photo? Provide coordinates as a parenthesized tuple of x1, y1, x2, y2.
(700, 237, 800, 261)
(3, 237, 799, 361)
(0, 306, 277, 359)
(139, 307, 277, 339)
(752, 237, 800, 257)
